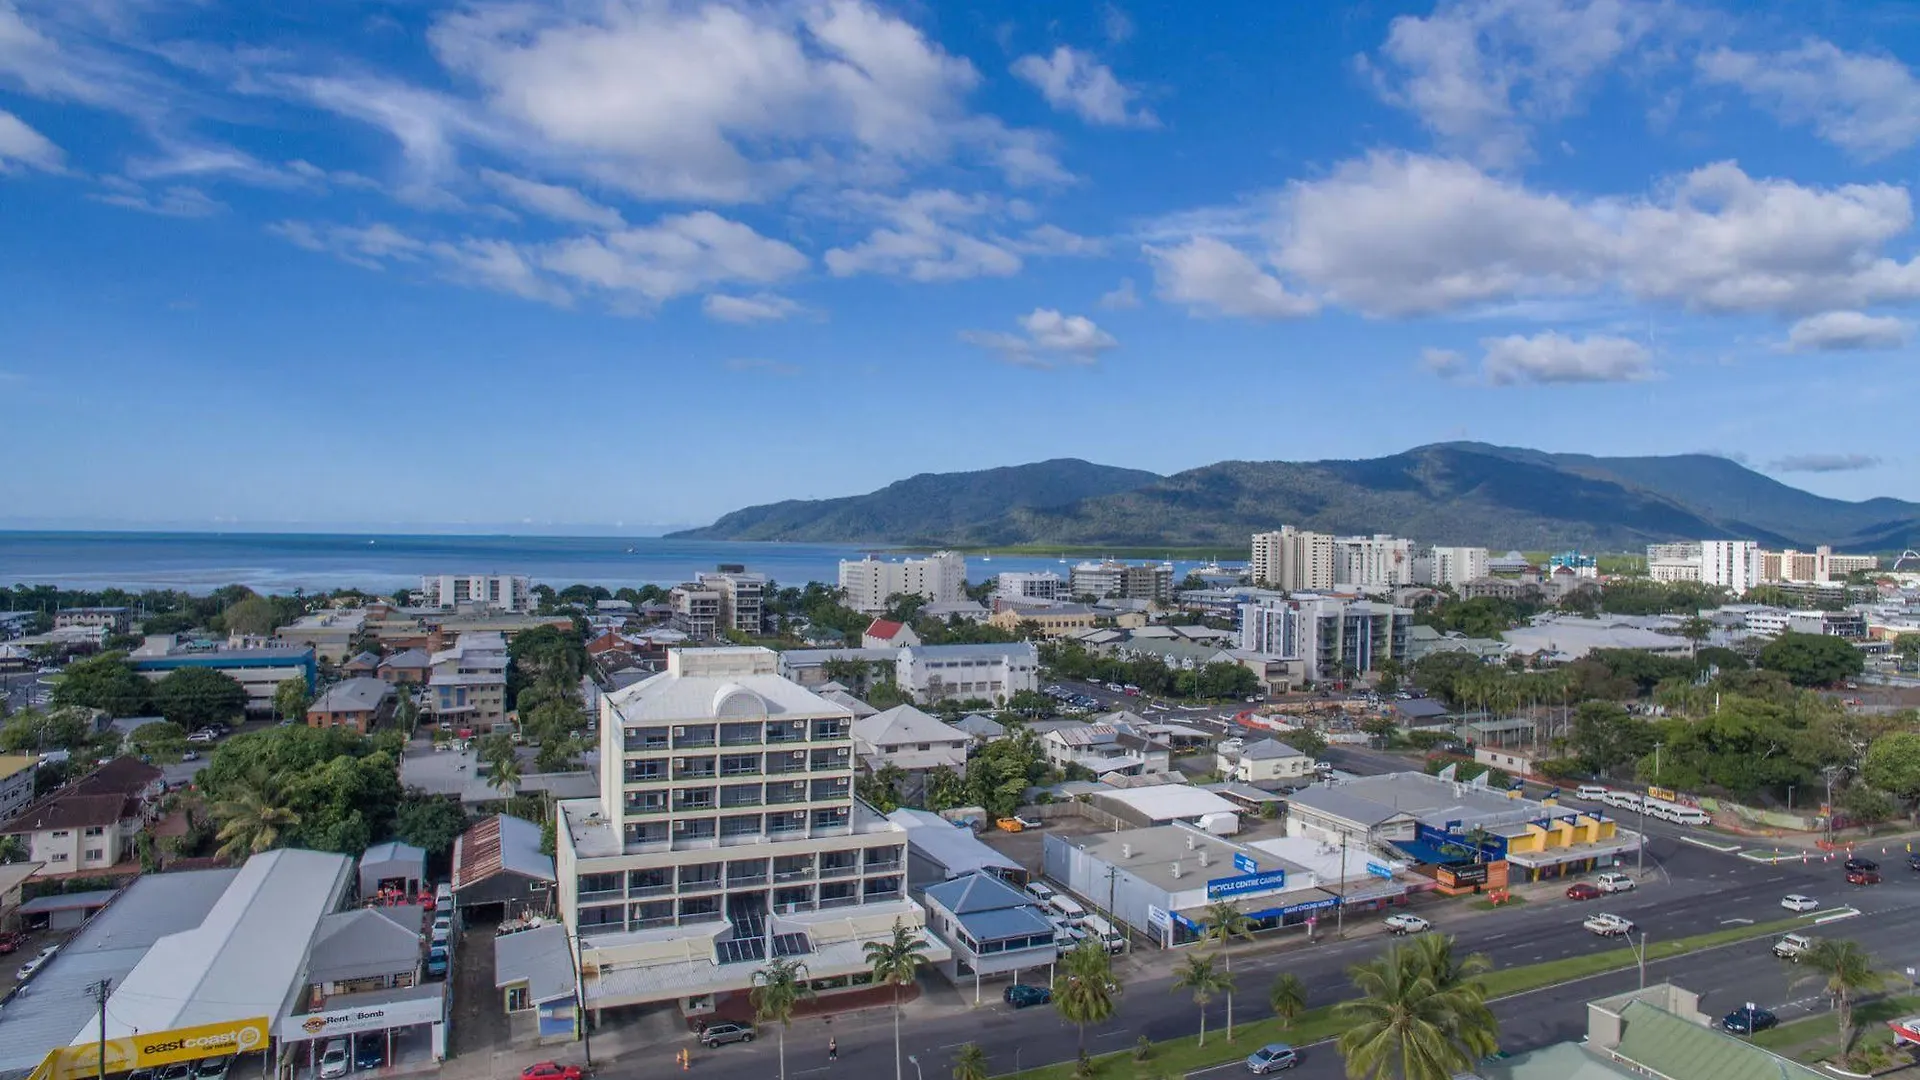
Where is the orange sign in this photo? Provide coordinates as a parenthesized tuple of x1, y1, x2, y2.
(31, 1016, 271, 1080)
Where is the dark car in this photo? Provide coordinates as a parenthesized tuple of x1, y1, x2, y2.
(699, 1023, 755, 1047)
(1565, 882, 1601, 901)
(1004, 983, 1053, 1008)
(1845, 857, 1879, 872)
(1722, 1006, 1778, 1035)
(1909, 855, 1920, 872)
(1846, 866, 1882, 885)
(353, 1038, 385, 1071)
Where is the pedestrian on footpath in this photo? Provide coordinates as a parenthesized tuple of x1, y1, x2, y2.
(828, 1037, 838, 1061)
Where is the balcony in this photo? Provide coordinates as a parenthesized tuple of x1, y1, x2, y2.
(773, 867, 814, 883)
(809, 723, 850, 742)
(630, 882, 674, 898)
(727, 872, 768, 887)
(624, 768, 666, 784)
(674, 801, 717, 814)
(625, 803, 670, 817)
(766, 789, 807, 806)
(676, 767, 718, 781)
(720, 725, 764, 747)
(818, 893, 861, 909)
(674, 730, 718, 749)
(625, 732, 671, 752)
(818, 860, 860, 879)
(766, 729, 807, 745)
(721, 792, 763, 809)
(768, 821, 806, 837)
(863, 859, 903, 875)
(578, 888, 624, 904)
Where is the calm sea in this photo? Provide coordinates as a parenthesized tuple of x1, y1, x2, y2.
(0, 531, 1178, 594)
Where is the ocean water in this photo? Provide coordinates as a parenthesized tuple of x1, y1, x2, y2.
(0, 531, 1121, 594)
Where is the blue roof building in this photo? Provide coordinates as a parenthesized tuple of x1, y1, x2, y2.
(922, 872, 1060, 1003)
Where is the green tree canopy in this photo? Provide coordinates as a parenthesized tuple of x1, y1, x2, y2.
(127, 720, 186, 753)
(221, 595, 297, 637)
(0, 707, 98, 753)
(273, 678, 311, 723)
(1862, 732, 1920, 800)
(51, 653, 153, 717)
(1569, 702, 1655, 777)
(154, 668, 250, 728)
(200, 726, 402, 855)
(1758, 632, 1866, 687)
(393, 795, 469, 854)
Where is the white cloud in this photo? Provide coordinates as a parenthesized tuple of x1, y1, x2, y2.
(823, 189, 1023, 282)
(539, 210, 808, 305)
(703, 293, 805, 323)
(1145, 236, 1318, 319)
(1103, 5, 1134, 45)
(1420, 347, 1469, 378)
(1011, 46, 1156, 127)
(960, 308, 1117, 367)
(0, 108, 61, 171)
(432, 237, 573, 305)
(268, 220, 427, 268)
(94, 185, 223, 217)
(1098, 277, 1140, 309)
(1781, 311, 1912, 352)
(1476, 331, 1653, 385)
(1364, 0, 1661, 166)
(480, 169, 623, 228)
(1699, 41, 1920, 160)
(1767, 453, 1881, 474)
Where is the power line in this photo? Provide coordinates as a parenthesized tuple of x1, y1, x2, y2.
(88, 978, 111, 1080)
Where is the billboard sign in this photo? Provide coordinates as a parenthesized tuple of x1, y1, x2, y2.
(279, 993, 446, 1040)
(1205, 869, 1288, 900)
(34, 1017, 272, 1080)
(1146, 905, 1169, 930)
(1233, 853, 1257, 874)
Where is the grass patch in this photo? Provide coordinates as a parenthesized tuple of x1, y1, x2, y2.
(1001, 918, 1804, 1079)
(1749, 992, 1918, 1063)
(1468, 895, 1529, 911)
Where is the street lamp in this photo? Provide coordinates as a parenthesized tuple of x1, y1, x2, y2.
(907, 1055, 925, 1080)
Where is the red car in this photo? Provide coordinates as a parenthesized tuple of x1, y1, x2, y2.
(1565, 882, 1602, 901)
(1846, 867, 1881, 886)
(521, 1064, 585, 1080)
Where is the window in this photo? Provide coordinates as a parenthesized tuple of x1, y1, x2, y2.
(83, 826, 104, 838)
(85, 848, 105, 861)
(506, 985, 530, 1012)
(51, 830, 69, 839)
(50, 853, 68, 862)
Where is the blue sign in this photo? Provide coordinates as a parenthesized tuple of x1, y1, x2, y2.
(1248, 896, 1342, 921)
(1365, 860, 1394, 879)
(1206, 869, 1288, 899)
(1170, 911, 1201, 931)
(1233, 853, 1257, 874)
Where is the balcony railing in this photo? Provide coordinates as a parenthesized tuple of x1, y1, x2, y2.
(578, 888, 625, 903)
(625, 803, 670, 816)
(726, 872, 768, 887)
(721, 794, 763, 809)
(773, 868, 814, 883)
(766, 729, 807, 745)
(819, 862, 860, 878)
(676, 767, 718, 780)
(630, 882, 674, 898)
(863, 859, 903, 874)
(818, 894, 861, 909)
(679, 877, 723, 892)
(675, 734, 717, 749)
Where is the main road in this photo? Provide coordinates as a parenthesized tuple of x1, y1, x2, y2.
(641, 828, 1920, 1080)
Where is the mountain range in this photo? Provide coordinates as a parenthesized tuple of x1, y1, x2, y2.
(668, 443, 1920, 553)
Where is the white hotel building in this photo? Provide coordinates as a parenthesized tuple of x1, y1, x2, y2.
(838, 552, 968, 613)
(555, 647, 944, 1015)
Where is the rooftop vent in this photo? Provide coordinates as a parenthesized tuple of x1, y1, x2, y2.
(1169, 862, 1182, 879)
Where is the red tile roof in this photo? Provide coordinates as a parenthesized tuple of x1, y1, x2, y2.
(865, 619, 907, 640)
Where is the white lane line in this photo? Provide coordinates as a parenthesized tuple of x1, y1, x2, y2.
(1722, 918, 1754, 925)
(1814, 908, 1862, 925)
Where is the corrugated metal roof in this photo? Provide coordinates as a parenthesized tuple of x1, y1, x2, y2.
(453, 814, 556, 892)
(16, 889, 120, 914)
(1612, 1001, 1825, 1080)
(306, 907, 423, 984)
(924, 872, 1031, 915)
(495, 924, 575, 1005)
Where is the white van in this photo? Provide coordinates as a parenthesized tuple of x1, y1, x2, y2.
(1667, 806, 1710, 826)
(1601, 790, 1643, 811)
(1081, 913, 1125, 953)
(1024, 880, 1058, 905)
(1046, 893, 1088, 925)
(435, 882, 454, 908)
(1576, 785, 1609, 800)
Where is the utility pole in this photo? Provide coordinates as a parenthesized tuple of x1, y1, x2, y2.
(1105, 865, 1124, 951)
(567, 930, 593, 1066)
(1336, 833, 1347, 936)
(90, 978, 112, 1080)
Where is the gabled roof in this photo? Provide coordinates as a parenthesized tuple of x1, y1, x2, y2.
(854, 705, 966, 749)
(1611, 999, 1825, 1080)
(343, 651, 381, 670)
(864, 619, 910, 641)
(311, 677, 391, 713)
(1241, 738, 1307, 761)
(379, 648, 431, 669)
(951, 714, 1005, 739)
(453, 814, 556, 890)
(1045, 724, 1117, 748)
(818, 689, 878, 718)
(1, 757, 160, 834)
(306, 907, 423, 983)
(494, 923, 575, 1005)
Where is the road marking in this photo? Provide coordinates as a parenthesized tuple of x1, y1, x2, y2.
(1721, 917, 1754, 925)
(1683, 836, 1743, 854)
(1814, 908, 1862, 925)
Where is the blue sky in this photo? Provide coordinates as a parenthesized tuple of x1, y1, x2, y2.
(3, 0, 1919, 532)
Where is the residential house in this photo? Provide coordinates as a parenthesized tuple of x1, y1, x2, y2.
(53, 607, 130, 633)
(920, 872, 1060, 1003)
(1215, 737, 1311, 785)
(1041, 724, 1170, 777)
(306, 677, 395, 734)
(342, 650, 382, 678)
(862, 619, 922, 650)
(853, 705, 970, 776)
(378, 648, 433, 686)
(0, 757, 162, 873)
(950, 713, 1005, 744)
(428, 632, 509, 730)
(920, 600, 990, 624)
(451, 814, 556, 920)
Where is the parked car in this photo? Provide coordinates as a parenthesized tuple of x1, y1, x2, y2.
(15, 944, 58, 981)
(192, 1058, 231, 1080)
(1595, 872, 1635, 894)
(425, 945, 449, 977)
(186, 730, 216, 744)
(0, 929, 24, 954)
(520, 1064, 586, 1080)
(1565, 882, 1601, 901)
(156, 1066, 190, 1080)
(1383, 914, 1431, 935)
(699, 1023, 756, 1047)
(1773, 933, 1816, 961)
(1780, 894, 1819, 913)
(1722, 1006, 1778, 1035)
(318, 1041, 351, 1080)
(1583, 913, 1635, 937)
(1245, 1043, 1300, 1074)
(353, 1037, 385, 1071)
(1004, 983, 1053, 1008)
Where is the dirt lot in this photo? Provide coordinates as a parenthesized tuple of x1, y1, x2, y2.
(974, 814, 1113, 875)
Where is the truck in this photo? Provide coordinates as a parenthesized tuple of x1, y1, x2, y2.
(1773, 933, 1815, 961)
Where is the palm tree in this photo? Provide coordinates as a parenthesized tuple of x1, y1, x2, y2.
(751, 957, 813, 1080)
(212, 773, 300, 861)
(1794, 939, 1879, 1048)
(1200, 900, 1256, 1041)
(479, 734, 520, 794)
(1171, 952, 1233, 1048)
(952, 1043, 988, 1080)
(1335, 938, 1499, 1080)
(864, 919, 930, 1080)
(1054, 940, 1118, 1055)
(1269, 972, 1307, 1030)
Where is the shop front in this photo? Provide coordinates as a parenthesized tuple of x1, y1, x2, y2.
(277, 985, 446, 1079)
(32, 1016, 272, 1080)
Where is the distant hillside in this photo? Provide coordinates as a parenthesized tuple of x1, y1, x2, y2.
(667, 459, 1163, 544)
(676, 443, 1920, 553)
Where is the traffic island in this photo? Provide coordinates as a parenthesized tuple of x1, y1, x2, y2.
(1750, 994, 1920, 1075)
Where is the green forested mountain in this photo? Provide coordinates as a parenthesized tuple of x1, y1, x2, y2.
(676, 443, 1920, 553)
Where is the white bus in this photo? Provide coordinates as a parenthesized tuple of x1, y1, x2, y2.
(1642, 797, 1709, 826)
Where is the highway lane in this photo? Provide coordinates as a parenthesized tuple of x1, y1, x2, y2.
(649, 835, 1920, 1080)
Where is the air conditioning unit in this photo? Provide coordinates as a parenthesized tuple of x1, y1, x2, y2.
(673, 726, 686, 737)
(1120, 843, 1132, 859)
(1185, 834, 1197, 850)
(1197, 850, 1210, 867)
(1169, 862, 1182, 879)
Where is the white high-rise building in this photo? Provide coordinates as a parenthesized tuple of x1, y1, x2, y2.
(556, 647, 944, 1012)
(418, 573, 533, 613)
(1700, 540, 1761, 594)
(996, 571, 1065, 601)
(1646, 543, 1703, 583)
(837, 552, 967, 613)
(1411, 546, 1488, 588)
(1238, 595, 1414, 683)
(1335, 534, 1414, 588)
(1249, 527, 1336, 591)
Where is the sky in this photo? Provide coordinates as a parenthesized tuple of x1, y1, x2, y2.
(2, 0, 1919, 533)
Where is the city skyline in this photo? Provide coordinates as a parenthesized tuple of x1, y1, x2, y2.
(4, 0, 1919, 529)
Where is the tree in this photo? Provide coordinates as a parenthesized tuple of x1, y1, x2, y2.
(1269, 972, 1307, 1030)
(1677, 616, 1713, 645)
(1200, 900, 1256, 1041)
(479, 734, 521, 795)
(1569, 701, 1655, 777)
(1758, 632, 1865, 688)
(127, 720, 186, 754)
(1896, 634, 1920, 671)
(1863, 733, 1920, 801)
(274, 678, 311, 723)
(1171, 952, 1231, 1048)
(153, 668, 249, 729)
(51, 653, 152, 717)
(198, 726, 402, 854)
(951, 1043, 988, 1080)
(751, 957, 814, 1080)
(857, 764, 907, 813)
(1284, 728, 1328, 762)
(1335, 935, 1498, 1080)
(1793, 938, 1878, 1048)
(0, 707, 96, 753)
(923, 766, 967, 811)
(221, 595, 286, 637)
(1837, 784, 1897, 825)
(1054, 940, 1117, 1055)
(864, 919, 930, 1080)
(212, 773, 302, 861)
(393, 795, 468, 854)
